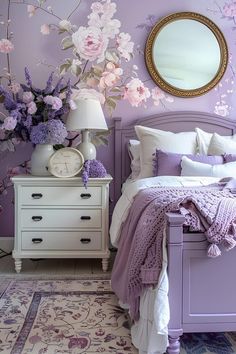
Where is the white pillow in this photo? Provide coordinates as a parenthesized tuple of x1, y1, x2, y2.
(181, 155, 236, 177)
(208, 133, 236, 155)
(135, 125, 197, 178)
(128, 139, 140, 179)
(195, 127, 236, 154)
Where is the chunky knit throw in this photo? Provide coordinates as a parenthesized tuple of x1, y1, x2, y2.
(111, 185, 236, 321)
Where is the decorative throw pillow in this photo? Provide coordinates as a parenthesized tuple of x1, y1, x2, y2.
(127, 139, 141, 179)
(208, 133, 236, 155)
(135, 125, 197, 178)
(154, 150, 224, 176)
(224, 153, 236, 163)
(195, 128, 236, 154)
(181, 156, 236, 177)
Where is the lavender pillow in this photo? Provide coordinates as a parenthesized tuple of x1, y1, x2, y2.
(224, 153, 236, 163)
(154, 150, 224, 176)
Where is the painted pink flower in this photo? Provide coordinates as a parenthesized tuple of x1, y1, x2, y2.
(99, 62, 123, 89)
(151, 87, 165, 106)
(124, 78, 150, 107)
(86, 77, 99, 88)
(0, 39, 14, 54)
(40, 24, 50, 35)
(72, 26, 108, 63)
(44, 95, 62, 110)
(214, 103, 229, 117)
(116, 32, 134, 61)
(27, 5, 36, 17)
(223, 3, 236, 17)
(2, 116, 17, 130)
(71, 88, 105, 105)
(22, 91, 34, 104)
(27, 101, 37, 114)
(8, 82, 21, 94)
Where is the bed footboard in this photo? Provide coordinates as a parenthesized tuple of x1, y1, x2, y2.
(166, 212, 185, 354)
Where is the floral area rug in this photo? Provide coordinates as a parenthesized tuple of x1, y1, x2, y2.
(0, 278, 137, 354)
(180, 332, 236, 354)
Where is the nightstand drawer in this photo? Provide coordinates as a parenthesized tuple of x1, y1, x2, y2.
(21, 209, 102, 228)
(20, 186, 102, 206)
(21, 231, 102, 250)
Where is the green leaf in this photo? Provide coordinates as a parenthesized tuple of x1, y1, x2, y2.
(110, 87, 122, 93)
(38, 0, 46, 6)
(108, 95, 123, 101)
(106, 97, 116, 110)
(59, 63, 71, 75)
(61, 36, 74, 50)
(0, 94, 5, 103)
(71, 65, 81, 77)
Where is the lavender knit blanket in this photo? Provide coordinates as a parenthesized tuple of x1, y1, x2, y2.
(111, 184, 236, 321)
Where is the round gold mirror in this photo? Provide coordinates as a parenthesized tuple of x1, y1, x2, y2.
(145, 12, 228, 97)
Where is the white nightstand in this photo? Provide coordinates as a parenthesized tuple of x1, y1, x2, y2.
(12, 175, 112, 273)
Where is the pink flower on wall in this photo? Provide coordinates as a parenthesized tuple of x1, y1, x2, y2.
(27, 5, 36, 18)
(124, 78, 150, 107)
(40, 24, 50, 35)
(0, 39, 14, 54)
(72, 27, 108, 63)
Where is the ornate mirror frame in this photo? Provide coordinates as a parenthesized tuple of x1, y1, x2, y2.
(145, 12, 228, 98)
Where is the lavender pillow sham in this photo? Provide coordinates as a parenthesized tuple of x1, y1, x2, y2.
(224, 154, 236, 163)
(154, 150, 224, 176)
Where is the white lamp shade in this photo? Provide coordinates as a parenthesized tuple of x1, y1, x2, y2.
(66, 98, 108, 131)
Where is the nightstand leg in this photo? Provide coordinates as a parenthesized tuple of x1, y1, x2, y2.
(102, 258, 109, 272)
(15, 258, 22, 273)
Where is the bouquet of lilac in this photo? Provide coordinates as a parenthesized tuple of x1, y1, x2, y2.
(0, 68, 71, 151)
(82, 159, 108, 188)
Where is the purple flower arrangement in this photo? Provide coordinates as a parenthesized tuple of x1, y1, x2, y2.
(0, 67, 71, 149)
(82, 160, 107, 188)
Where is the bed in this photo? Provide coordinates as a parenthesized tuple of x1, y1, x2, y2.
(110, 111, 236, 354)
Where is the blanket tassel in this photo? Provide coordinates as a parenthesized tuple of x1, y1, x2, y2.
(223, 235, 236, 251)
(208, 243, 221, 258)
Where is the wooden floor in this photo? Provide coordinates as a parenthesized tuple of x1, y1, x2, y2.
(0, 252, 116, 278)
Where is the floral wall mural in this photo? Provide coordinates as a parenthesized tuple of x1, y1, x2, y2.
(0, 0, 235, 237)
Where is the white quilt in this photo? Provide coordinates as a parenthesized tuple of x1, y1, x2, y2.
(110, 176, 220, 354)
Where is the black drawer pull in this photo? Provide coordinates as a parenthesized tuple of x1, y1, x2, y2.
(80, 193, 91, 199)
(80, 216, 91, 220)
(80, 238, 91, 244)
(32, 238, 43, 244)
(32, 193, 43, 199)
(32, 216, 43, 221)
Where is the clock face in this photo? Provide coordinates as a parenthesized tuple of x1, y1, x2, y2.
(48, 147, 84, 178)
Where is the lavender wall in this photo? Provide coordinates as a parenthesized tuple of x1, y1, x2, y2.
(0, 0, 235, 237)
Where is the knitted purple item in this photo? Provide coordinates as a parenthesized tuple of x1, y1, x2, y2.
(81, 160, 107, 188)
(111, 185, 236, 321)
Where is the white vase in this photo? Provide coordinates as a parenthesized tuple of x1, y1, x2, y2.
(30, 144, 54, 176)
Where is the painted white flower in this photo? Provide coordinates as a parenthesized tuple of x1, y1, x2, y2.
(124, 78, 150, 107)
(59, 19, 72, 32)
(103, 1, 117, 19)
(102, 19, 121, 39)
(88, 12, 103, 28)
(71, 58, 82, 76)
(214, 104, 229, 117)
(72, 26, 108, 63)
(27, 5, 36, 17)
(151, 87, 165, 106)
(22, 91, 34, 104)
(40, 24, 50, 35)
(91, 2, 104, 14)
(71, 88, 105, 104)
(116, 32, 134, 61)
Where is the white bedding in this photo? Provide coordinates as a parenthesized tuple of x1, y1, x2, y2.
(110, 176, 221, 354)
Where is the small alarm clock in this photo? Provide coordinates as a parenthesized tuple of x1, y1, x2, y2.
(48, 147, 84, 178)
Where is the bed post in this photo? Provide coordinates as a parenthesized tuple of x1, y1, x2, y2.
(165, 212, 185, 354)
(113, 117, 122, 205)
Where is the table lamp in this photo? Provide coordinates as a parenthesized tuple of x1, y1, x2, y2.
(66, 98, 108, 160)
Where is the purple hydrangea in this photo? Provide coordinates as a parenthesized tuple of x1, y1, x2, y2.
(30, 119, 67, 144)
(81, 159, 107, 188)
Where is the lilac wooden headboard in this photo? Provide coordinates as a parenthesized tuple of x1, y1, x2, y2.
(113, 110, 236, 204)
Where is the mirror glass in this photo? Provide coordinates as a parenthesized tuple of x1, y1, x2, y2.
(145, 12, 228, 97)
